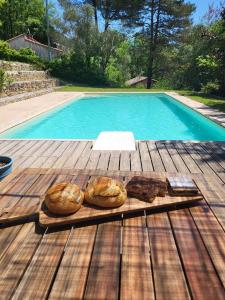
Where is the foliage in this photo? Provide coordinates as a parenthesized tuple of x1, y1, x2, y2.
(106, 41, 131, 86)
(0, 68, 5, 92)
(1, 0, 223, 97)
(49, 3, 128, 86)
(0, 0, 62, 47)
(0, 67, 12, 92)
(0, 0, 45, 40)
(0, 40, 44, 68)
(121, 0, 196, 88)
(201, 82, 220, 95)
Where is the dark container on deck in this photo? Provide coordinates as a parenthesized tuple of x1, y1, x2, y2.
(0, 156, 13, 179)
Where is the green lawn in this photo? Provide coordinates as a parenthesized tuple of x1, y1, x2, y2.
(59, 85, 225, 112)
(59, 85, 170, 93)
(178, 90, 225, 113)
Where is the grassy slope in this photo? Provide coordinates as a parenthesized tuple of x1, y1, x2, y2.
(59, 85, 225, 112)
(178, 90, 225, 113)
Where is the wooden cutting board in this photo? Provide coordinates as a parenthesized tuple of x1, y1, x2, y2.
(0, 205, 40, 223)
(38, 169, 203, 228)
(0, 168, 203, 227)
(39, 192, 203, 228)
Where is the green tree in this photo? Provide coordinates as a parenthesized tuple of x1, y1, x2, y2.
(51, 2, 125, 85)
(0, 0, 46, 40)
(123, 0, 195, 88)
(106, 41, 131, 86)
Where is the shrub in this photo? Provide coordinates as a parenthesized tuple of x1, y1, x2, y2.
(105, 63, 124, 87)
(0, 68, 5, 92)
(201, 82, 220, 95)
(0, 40, 45, 69)
(48, 53, 107, 86)
(0, 68, 12, 92)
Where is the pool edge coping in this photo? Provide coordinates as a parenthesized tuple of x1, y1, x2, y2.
(0, 92, 85, 135)
(165, 92, 225, 129)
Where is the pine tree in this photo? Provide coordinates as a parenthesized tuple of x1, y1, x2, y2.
(122, 0, 195, 88)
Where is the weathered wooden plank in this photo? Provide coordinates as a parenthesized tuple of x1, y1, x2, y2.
(86, 150, 101, 170)
(84, 221, 121, 300)
(0, 223, 42, 299)
(120, 151, 131, 171)
(164, 142, 189, 173)
(47, 143, 76, 169)
(0, 140, 7, 152)
(2, 140, 29, 156)
(173, 142, 201, 173)
(25, 156, 52, 168)
(139, 141, 153, 171)
(48, 144, 78, 169)
(156, 141, 177, 172)
(39, 140, 63, 157)
(10, 140, 36, 157)
(51, 141, 71, 157)
(194, 174, 225, 230)
(12, 229, 70, 300)
(21, 140, 46, 157)
(0, 173, 40, 208)
(130, 144, 142, 171)
(15, 173, 56, 206)
(183, 142, 223, 183)
(97, 152, 110, 170)
(147, 212, 190, 300)
(0, 168, 23, 191)
(35, 140, 55, 157)
(147, 141, 165, 171)
(13, 155, 40, 169)
(75, 142, 93, 169)
(191, 143, 225, 183)
(121, 216, 155, 300)
(189, 203, 225, 287)
(49, 225, 97, 299)
(0, 225, 24, 260)
(62, 141, 88, 168)
(39, 156, 59, 168)
(201, 143, 225, 169)
(169, 209, 225, 300)
(0, 140, 20, 154)
(108, 151, 120, 171)
(51, 142, 78, 169)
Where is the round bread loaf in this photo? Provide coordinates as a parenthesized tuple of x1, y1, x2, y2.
(44, 183, 84, 215)
(84, 176, 127, 208)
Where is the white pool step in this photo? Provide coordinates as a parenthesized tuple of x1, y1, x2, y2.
(93, 132, 136, 151)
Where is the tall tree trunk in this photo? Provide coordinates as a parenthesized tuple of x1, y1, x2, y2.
(147, 52, 154, 88)
(104, 20, 109, 31)
(147, 0, 161, 89)
(92, 0, 98, 30)
(147, 0, 155, 89)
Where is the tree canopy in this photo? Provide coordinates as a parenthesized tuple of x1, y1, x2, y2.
(0, 0, 224, 96)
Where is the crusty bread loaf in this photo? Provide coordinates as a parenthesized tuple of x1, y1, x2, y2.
(126, 176, 167, 203)
(44, 183, 84, 215)
(84, 176, 127, 208)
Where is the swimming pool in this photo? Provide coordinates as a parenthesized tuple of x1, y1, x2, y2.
(1, 93, 225, 141)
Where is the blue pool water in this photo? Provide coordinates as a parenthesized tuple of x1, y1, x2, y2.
(1, 93, 225, 141)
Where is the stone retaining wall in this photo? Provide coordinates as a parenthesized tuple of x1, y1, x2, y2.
(0, 60, 34, 71)
(0, 60, 60, 99)
(1, 79, 59, 97)
(6, 70, 49, 81)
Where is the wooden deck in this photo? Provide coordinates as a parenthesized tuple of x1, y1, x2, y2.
(0, 139, 225, 299)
